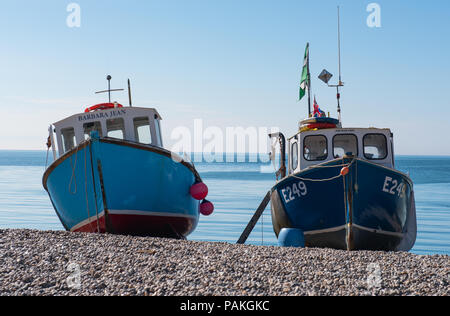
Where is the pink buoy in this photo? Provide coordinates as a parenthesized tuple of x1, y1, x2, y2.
(200, 200, 214, 216)
(190, 181, 208, 200)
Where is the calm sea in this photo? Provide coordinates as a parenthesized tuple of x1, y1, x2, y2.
(0, 151, 449, 255)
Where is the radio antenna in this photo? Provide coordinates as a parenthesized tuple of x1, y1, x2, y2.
(95, 75, 124, 103)
(317, 6, 344, 125)
(336, 6, 343, 123)
(338, 6, 342, 85)
(128, 79, 133, 107)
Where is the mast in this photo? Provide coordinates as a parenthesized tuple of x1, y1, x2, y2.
(338, 6, 342, 85)
(307, 44, 312, 117)
(336, 6, 343, 123)
(95, 75, 124, 102)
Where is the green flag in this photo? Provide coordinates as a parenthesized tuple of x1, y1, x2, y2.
(299, 43, 309, 101)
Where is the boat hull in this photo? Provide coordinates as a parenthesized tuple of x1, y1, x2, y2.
(271, 158, 417, 251)
(43, 136, 201, 238)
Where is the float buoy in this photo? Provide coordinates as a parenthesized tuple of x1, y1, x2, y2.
(278, 228, 305, 248)
(200, 200, 214, 216)
(190, 181, 208, 200)
(340, 166, 350, 176)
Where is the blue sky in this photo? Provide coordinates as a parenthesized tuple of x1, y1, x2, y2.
(1, 0, 449, 154)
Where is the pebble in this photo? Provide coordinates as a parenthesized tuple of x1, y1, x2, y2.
(0, 229, 448, 296)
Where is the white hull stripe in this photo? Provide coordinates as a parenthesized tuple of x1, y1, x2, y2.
(107, 209, 197, 219)
(352, 224, 404, 238)
(304, 224, 403, 238)
(303, 225, 347, 235)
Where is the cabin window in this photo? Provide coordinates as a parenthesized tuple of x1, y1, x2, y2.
(61, 127, 76, 153)
(291, 142, 299, 170)
(363, 134, 387, 160)
(106, 118, 125, 140)
(333, 134, 358, 158)
(303, 135, 328, 161)
(134, 117, 152, 144)
(84, 122, 103, 140)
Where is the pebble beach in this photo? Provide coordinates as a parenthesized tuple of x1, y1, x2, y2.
(0, 229, 448, 296)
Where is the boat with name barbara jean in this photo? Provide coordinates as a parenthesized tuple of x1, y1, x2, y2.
(43, 76, 214, 238)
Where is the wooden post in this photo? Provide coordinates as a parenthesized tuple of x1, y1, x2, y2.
(237, 191, 271, 245)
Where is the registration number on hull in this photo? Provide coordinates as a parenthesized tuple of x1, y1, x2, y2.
(382, 176, 406, 198)
(280, 181, 307, 204)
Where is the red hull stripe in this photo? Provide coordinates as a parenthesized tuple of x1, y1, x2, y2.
(71, 211, 197, 237)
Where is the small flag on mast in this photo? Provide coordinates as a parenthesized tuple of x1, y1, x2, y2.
(299, 43, 310, 101)
(313, 96, 326, 118)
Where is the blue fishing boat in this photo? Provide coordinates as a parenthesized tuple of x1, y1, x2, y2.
(43, 76, 213, 238)
(269, 40, 416, 251)
(270, 125, 417, 251)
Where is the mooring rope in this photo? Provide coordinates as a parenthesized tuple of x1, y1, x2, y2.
(291, 158, 356, 182)
(261, 207, 264, 246)
(83, 143, 95, 232)
(68, 146, 80, 194)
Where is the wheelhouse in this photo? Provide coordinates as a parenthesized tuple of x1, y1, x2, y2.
(288, 128, 395, 174)
(48, 107, 163, 158)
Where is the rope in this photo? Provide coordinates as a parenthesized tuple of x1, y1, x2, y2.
(308, 161, 352, 169)
(68, 146, 80, 195)
(261, 207, 264, 246)
(293, 173, 343, 182)
(83, 144, 94, 232)
(291, 158, 356, 183)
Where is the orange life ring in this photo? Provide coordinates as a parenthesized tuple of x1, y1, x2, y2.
(304, 123, 337, 130)
(84, 103, 123, 113)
